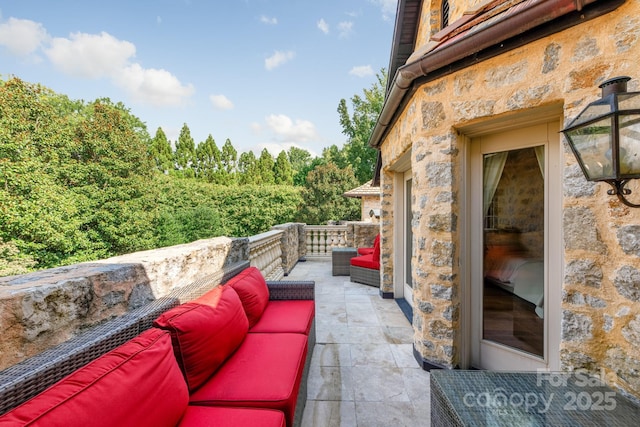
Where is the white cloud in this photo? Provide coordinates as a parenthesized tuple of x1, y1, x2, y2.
(45, 31, 135, 79)
(24, 27, 195, 107)
(317, 18, 329, 34)
(114, 64, 194, 107)
(370, 0, 398, 21)
(338, 21, 353, 38)
(260, 15, 277, 25)
(0, 17, 49, 56)
(264, 114, 319, 143)
(210, 94, 234, 110)
(265, 50, 295, 71)
(349, 65, 374, 78)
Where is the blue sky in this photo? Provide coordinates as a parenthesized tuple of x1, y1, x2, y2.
(0, 0, 397, 157)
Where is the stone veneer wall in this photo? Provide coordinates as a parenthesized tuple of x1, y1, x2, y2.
(1, 236, 255, 371)
(378, 0, 640, 398)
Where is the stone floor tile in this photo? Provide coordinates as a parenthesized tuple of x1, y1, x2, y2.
(347, 326, 387, 343)
(349, 342, 396, 368)
(383, 326, 414, 344)
(316, 324, 351, 343)
(307, 366, 355, 401)
(402, 368, 431, 402)
(355, 401, 421, 427)
(301, 400, 357, 427)
(351, 366, 410, 402)
(390, 343, 418, 368)
(312, 343, 352, 367)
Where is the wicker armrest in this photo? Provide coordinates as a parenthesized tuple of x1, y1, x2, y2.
(266, 280, 315, 300)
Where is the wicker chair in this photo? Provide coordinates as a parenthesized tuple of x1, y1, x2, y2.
(349, 236, 381, 287)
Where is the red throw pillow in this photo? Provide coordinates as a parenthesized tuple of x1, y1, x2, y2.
(0, 329, 188, 427)
(224, 267, 270, 327)
(153, 286, 249, 392)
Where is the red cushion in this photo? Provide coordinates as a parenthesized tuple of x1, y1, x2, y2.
(153, 286, 249, 392)
(189, 333, 307, 427)
(249, 300, 315, 335)
(357, 247, 374, 255)
(225, 267, 270, 327)
(178, 406, 285, 427)
(0, 329, 188, 427)
(350, 254, 380, 270)
(372, 234, 381, 262)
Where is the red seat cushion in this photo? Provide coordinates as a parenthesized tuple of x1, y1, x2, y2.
(224, 267, 270, 327)
(350, 254, 380, 270)
(249, 300, 315, 335)
(178, 406, 286, 427)
(0, 329, 188, 427)
(153, 286, 249, 392)
(189, 333, 307, 427)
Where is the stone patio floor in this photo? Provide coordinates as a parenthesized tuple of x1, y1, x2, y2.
(286, 258, 431, 427)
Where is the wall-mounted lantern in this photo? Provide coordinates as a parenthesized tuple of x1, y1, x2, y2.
(561, 76, 640, 207)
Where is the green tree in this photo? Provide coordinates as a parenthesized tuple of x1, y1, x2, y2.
(196, 134, 221, 181)
(287, 147, 314, 186)
(219, 138, 237, 185)
(238, 151, 260, 185)
(174, 123, 196, 177)
(296, 163, 360, 224)
(337, 68, 387, 183)
(273, 150, 294, 185)
(257, 148, 275, 184)
(150, 127, 173, 173)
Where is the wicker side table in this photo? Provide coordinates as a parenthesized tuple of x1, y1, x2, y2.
(332, 247, 357, 276)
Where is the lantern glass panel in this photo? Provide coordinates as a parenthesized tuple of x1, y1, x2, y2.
(619, 113, 640, 176)
(566, 117, 614, 180)
(618, 92, 640, 110)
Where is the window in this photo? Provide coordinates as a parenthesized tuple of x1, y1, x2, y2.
(441, 0, 450, 29)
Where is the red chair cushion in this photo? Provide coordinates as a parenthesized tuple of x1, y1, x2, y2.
(178, 406, 286, 427)
(350, 254, 380, 270)
(249, 300, 315, 335)
(357, 233, 380, 256)
(153, 286, 249, 392)
(357, 247, 374, 255)
(189, 333, 307, 427)
(372, 234, 381, 263)
(224, 267, 270, 327)
(0, 329, 188, 427)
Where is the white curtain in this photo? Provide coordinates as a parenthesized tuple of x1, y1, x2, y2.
(483, 152, 508, 216)
(535, 146, 545, 178)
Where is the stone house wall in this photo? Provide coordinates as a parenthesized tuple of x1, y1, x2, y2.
(378, 0, 640, 398)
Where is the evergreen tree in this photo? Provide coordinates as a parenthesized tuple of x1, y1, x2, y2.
(220, 138, 237, 185)
(273, 150, 294, 185)
(150, 127, 173, 174)
(257, 148, 275, 184)
(238, 151, 260, 185)
(196, 134, 221, 181)
(174, 123, 196, 178)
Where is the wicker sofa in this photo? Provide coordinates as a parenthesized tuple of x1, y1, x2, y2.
(0, 261, 315, 427)
(350, 234, 381, 287)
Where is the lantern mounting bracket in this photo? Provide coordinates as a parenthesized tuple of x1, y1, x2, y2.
(605, 179, 640, 208)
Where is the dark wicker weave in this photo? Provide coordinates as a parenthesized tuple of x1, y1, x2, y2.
(0, 259, 316, 426)
(350, 265, 380, 287)
(331, 248, 357, 276)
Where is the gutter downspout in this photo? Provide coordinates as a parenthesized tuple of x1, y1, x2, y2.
(369, 0, 621, 150)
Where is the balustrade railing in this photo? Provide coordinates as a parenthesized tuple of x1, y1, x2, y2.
(303, 225, 349, 258)
(248, 230, 284, 280)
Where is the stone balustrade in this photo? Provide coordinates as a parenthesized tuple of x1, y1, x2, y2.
(248, 230, 284, 281)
